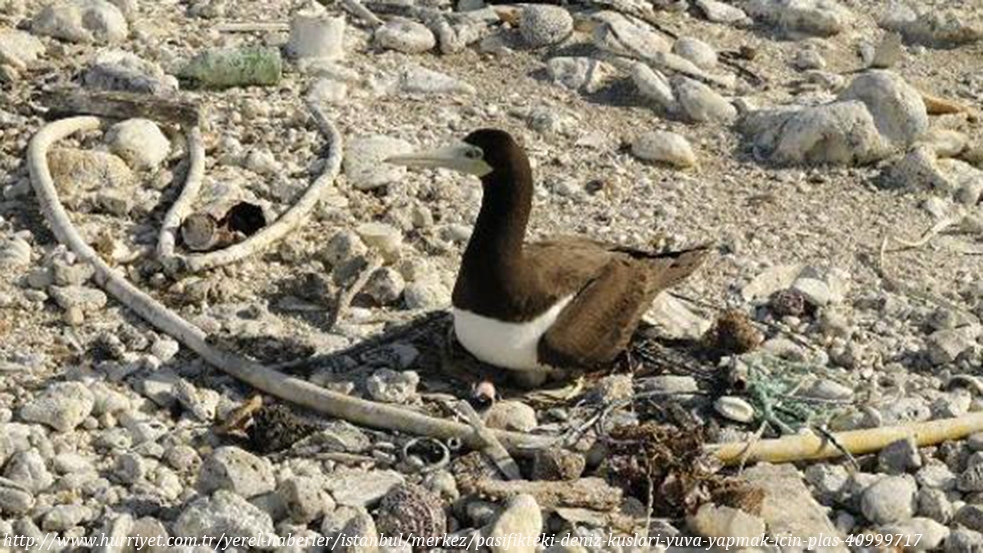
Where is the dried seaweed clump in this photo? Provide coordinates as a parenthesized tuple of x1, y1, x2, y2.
(247, 403, 319, 454)
(701, 310, 763, 357)
(376, 483, 447, 548)
(600, 422, 762, 518)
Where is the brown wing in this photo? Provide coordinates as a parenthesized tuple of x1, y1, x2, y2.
(536, 245, 709, 370)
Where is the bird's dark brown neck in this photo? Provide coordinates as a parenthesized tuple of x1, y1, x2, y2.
(453, 157, 534, 316)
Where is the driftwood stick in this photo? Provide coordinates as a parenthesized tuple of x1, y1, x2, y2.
(157, 126, 206, 267)
(709, 412, 983, 465)
(27, 116, 555, 456)
(455, 400, 521, 480)
(40, 88, 202, 127)
(169, 102, 343, 273)
(327, 256, 383, 330)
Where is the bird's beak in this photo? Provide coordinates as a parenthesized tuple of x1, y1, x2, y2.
(385, 143, 492, 177)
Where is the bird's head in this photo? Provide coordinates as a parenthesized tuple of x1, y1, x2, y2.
(385, 129, 522, 179)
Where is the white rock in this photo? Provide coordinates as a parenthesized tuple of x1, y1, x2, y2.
(19, 381, 94, 432)
(375, 18, 436, 53)
(364, 267, 405, 306)
(546, 56, 611, 92)
(0, 236, 31, 269)
(592, 11, 670, 58)
(4, 450, 53, 493)
(395, 64, 475, 95)
(643, 293, 709, 341)
(344, 136, 412, 190)
(365, 369, 419, 403)
(743, 101, 888, 166)
(306, 77, 348, 105)
(32, 0, 128, 44)
(861, 476, 917, 525)
(106, 118, 171, 171)
(0, 29, 44, 69)
(745, 0, 853, 37)
(356, 222, 403, 261)
(323, 469, 404, 507)
(288, 11, 345, 61)
(488, 495, 542, 553)
(632, 63, 677, 112)
(927, 326, 981, 365)
(47, 147, 133, 194)
(631, 130, 697, 168)
(672, 37, 717, 70)
(695, 0, 751, 26)
(196, 446, 276, 498)
(483, 400, 537, 432)
(403, 278, 450, 309)
(672, 76, 736, 123)
(879, 517, 949, 552)
(173, 490, 275, 542)
(838, 70, 928, 148)
(519, 5, 572, 48)
(793, 47, 826, 70)
(881, 8, 983, 48)
(688, 503, 766, 540)
(84, 50, 177, 94)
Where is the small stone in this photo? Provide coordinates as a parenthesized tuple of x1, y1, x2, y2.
(375, 483, 446, 542)
(695, 0, 752, 26)
(946, 527, 983, 553)
(365, 369, 419, 403)
(927, 326, 981, 365)
(375, 18, 436, 53)
(837, 70, 928, 149)
(546, 56, 611, 92)
(961, 463, 983, 492)
(488, 494, 542, 553)
(403, 278, 450, 309)
(41, 504, 90, 532)
(0, 29, 44, 68)
(164, 444, 201, 472)
(0, 485, 34, 514)
(592, 11, 670, 58)
(364, 267, 405, 306)
(531, 448, 585, 481)
(19, 381, 94, 432)
(631, 131, 696, 168)
(956, 505, 983, 533)
(321, 230, 368, 267)
(84, 50, 177, 94)
(321, 505, 377, 552)
(49, 285, 107, 313)
(883, 9, 983, 49)
(356, 222, 403, 261)
(632, 64, 676, 112)
(344, 136, 412, 191)
(713, 396, 755, 423)
(32, 0, 128, 44)
(483, 400, 537, 432)
(804, 463, 848, 503)
(307, 77, 348, 105)
(672, 37, 717, 70)
(672, 76, 736, 123)
(917, 487, 952, 524)
(278, 476, 331, 524)
(878, 436, 921, 474)
(3, 450, 53, 493)
(288, 11, 345, 61)
(323, 468, 404, 507)
(742, 101, 888, 166)
(106, 118, 171, 171)
(745, 0, 853, 37)
(114, 452, 146, 484)
(47, 147, 133, 195)
(396, 64, 476, 96)
(861, 476, 917, 525)
(173, 489, 275, 542)
(793, 47, 826, 70)
(879, 517, 948, 552)
(688, 502, 766, 541)
(519, 5, 572, 48)
(197, 446, 276, 498)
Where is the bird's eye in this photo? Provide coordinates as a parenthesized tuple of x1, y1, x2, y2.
(464, 148, 482, 160)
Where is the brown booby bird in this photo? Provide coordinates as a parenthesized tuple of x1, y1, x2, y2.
(387, 129, 708, 378)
